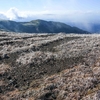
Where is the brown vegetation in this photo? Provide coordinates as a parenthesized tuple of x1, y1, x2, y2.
(0, 32, 100, 100)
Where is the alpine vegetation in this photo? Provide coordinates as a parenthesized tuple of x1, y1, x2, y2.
(0, 32, 100, 100)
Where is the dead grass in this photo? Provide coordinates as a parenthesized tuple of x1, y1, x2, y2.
(0, 64, 10, 74)
(1, 32, 100, 99)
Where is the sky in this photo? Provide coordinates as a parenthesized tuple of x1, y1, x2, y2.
(0, 0, 100, 24)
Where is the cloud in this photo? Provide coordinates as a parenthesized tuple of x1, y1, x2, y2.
(0, 7, 100, 24)
(5, 7, 29, 21)
(0, 7, 56, 21)
(0, 13, 7, 20)
(6, 7, 19, 20)
(0, 7, 24, 21)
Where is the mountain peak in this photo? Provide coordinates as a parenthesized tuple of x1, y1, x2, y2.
(30, 19, 47, 23)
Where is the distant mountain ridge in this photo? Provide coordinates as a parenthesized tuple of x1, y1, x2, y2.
(0, 19, 88, 33)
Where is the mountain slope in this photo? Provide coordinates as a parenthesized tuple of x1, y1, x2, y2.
(0, 20, 25, 32)
(68, 22, 100, 33)
(0, 19, 88, 33)
(90, 23, 100, 33)
(0, 32, 100, 100)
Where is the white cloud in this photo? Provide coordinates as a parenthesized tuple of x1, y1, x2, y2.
(0, 7, 100, 24)
(0, 13, 7, 20)
(0, 7, 57, 21)
(6, 7, 20, 20)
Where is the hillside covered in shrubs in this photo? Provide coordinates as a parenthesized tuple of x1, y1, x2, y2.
(0, 19, 88, 33)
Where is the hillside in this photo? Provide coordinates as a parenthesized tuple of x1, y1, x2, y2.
(68, 22, 100, 33)
(0, 32, 100, 100)
(0, 19, 88, 33)
(89, 23, 100, 33)
(0, 20, 25, 32)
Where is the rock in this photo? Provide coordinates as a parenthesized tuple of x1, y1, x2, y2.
(2, 54, 9, 59)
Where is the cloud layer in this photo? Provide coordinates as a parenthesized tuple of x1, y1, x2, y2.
(0, 7, 57, 22)
(0, 7, 100, 24)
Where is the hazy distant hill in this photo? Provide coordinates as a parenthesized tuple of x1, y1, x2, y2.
(0, 19, 88, 33)
(68, 22, 100, 33)
(90, 24, 100, 33)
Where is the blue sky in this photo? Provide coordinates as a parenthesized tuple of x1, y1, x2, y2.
(0, 0, 100, 23)
(0, 0, 100, 11)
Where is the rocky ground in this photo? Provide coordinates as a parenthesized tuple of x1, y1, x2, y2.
(0, 32, 100, 100)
